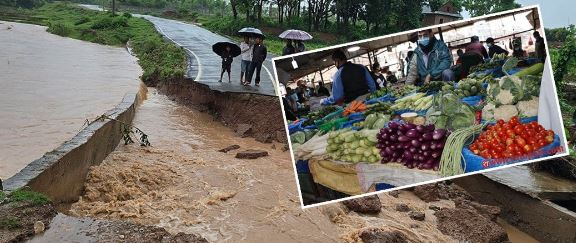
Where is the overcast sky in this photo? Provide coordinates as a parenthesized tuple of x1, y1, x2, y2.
(461, 0, 574, 28)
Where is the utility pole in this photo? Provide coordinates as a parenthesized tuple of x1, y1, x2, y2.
(112, 0, 116, 15)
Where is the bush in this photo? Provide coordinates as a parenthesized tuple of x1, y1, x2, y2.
(75, 16, 90, 25)
(123, 12, 132, 18)
(91, 16, 128, 29)
(47, 21, 71, 36)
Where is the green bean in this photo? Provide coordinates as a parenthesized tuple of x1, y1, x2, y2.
(439, 124, 486, 177)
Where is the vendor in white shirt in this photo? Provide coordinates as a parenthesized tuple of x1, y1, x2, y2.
(239, 36, 253, 84)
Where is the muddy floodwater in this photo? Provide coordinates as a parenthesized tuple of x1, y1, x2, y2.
(69, 89, 456, 242)
(0, 21, 142, 179)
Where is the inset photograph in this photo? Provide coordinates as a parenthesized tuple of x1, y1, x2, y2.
(273, 6, 568, 207)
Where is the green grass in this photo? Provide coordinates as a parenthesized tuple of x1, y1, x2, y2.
(0, 3, 186, 85)
(0, 218, 22, 230)
(9, 188, 50, 206)
(0, 191, 5, 201)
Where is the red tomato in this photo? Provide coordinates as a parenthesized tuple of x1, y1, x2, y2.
(514, 125, 524, 135)
(505, 138, 514, 146)
(523, 144, 533, 153)
(545, 135, 554, 143)
(537, 140, 547, 148)
(506, 129, 515, 137)
(497, 119, 505, 126)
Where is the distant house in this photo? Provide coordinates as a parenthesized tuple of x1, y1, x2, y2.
(422, 2, 462, 26)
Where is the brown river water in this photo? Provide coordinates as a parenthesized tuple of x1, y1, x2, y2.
(0, 21, 142, 180)
(68, 89, 457, 242)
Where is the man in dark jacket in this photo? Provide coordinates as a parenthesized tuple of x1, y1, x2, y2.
(245, 36, 267, 87)
(316, 82, 330, 97)
(321, 49, 376, 105)
(485, 37, 509, 58)
(533, 31, 546, 63)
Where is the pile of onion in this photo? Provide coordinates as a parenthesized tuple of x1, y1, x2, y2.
(376, 122, 449, 170)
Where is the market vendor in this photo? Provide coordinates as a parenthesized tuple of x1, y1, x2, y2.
(465, 36, 489, 59)
(320, 49, 376, 105)
(486, 37, 509, 58)
(406, 29, 455, 85)
(512, 41, 527, 58)
(533, 31, 546, 63)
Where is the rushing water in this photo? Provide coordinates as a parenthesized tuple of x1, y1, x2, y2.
(0, 21, 142, 179)
(69, 89, 458, 242)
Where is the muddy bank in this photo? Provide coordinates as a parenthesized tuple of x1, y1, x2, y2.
(155, 78, 287, 144)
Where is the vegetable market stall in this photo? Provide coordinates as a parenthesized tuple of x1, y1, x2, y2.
(288, 56, 563, 202)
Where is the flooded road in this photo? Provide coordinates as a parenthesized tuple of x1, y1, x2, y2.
(0, 21, 142, 180)
(69, 89, 455, 242)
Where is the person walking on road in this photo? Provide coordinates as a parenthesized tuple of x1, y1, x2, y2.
(240, 36, 253, 84)
(245, 36, 267, 87)
(219, 45, 233, 82)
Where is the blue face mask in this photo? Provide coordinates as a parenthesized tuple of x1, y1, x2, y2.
(418, 37, 430, 46)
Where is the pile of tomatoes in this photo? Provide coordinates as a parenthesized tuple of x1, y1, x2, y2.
(470, 116, 555, 159)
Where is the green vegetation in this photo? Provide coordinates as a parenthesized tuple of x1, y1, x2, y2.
(0, 3, 186, 85)
(9, 188, 51, 206)
(0, 191, 5, 201)
(0, 217, 22, 230)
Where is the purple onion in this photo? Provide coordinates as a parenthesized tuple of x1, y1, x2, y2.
(432, 129, 447, 140)
(411, 139, 422, 147)
(390, 135, 398, 142)
(404, 123, 416, 130)
(406, 129, 420, 138)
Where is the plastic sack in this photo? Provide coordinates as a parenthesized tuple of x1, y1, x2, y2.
(462, 134, 561, 173)
(296, 160, 310, 173)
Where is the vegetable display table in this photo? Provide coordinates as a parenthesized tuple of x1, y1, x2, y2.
(308, 159, 441, 195)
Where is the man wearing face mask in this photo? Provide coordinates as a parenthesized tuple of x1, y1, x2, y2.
(321, 49, 376, 105)
(406, 29, 454, 85)
(485, 37, 509, 58)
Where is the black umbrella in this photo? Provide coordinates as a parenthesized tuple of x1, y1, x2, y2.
(212, 42, 241, 57)
(238, 27, 264, 38)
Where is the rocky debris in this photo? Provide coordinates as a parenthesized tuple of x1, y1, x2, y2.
(218, 145, 240, 153)
(282, 144, 290, 152)
(320, 204, 349, 223)
(235, 150, 269, 159)
(409, 223, 420, 229)
(235, 123, 252, 137)
(428, 205, 441, 211)
(355, 227, 409, 243)
(435, 208, 509, 243)
(454, 198, 501, 222)
(388, 190, 400, 198)
(413, 182, 473, 202)
(255, 133, 273, 143)
(276, 131, 288, 144)
(271, 144, 276, 150)
(408, 211, 425, 221)
(341, 195, 382, 214)
(33, 221, 45, 234)
(395, 203, 410, 212)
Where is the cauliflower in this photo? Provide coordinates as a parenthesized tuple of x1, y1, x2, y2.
(517, 96, 539, 117)
(494, 105, 518, 121)
(482, 103, 496, 120)
(495, 89, 514, 105)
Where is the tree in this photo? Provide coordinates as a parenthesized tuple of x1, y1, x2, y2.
(231, 0, 239, 19)
(462, 0, 519, 17)
(307, 0, 333, 31)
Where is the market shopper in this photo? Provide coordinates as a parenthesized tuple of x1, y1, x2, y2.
(405, 50, 414, 76)
(320, 49, 376, 105)
(245, 36, 267, 87)
(282, 39, 295, 56)
(370, 62, 386, 89)
(485, 37, 509, 58)
(465, 35, 489, 59)
(239, 36, 252, 84)
(455, 49, 464, 64)
(386, 71, 398, 84)
(219, 45, 233, 82)
(406, 29, 455, 85)
(533, 31, 546, 62)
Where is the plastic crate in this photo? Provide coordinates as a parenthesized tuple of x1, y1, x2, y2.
(482, 116, 538, 125)
(463, 134, 561, 173)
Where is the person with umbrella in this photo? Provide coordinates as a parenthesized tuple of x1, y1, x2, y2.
(282, 39, 295, 56)
(212, 42, 241, 83)
(279, 29, 311, 54)
(245, 35, 267, 87)
(295, 40, 305, 53)
(240, 36, 253, 84)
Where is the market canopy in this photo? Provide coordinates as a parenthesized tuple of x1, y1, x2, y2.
(274, 6, 540, 81)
